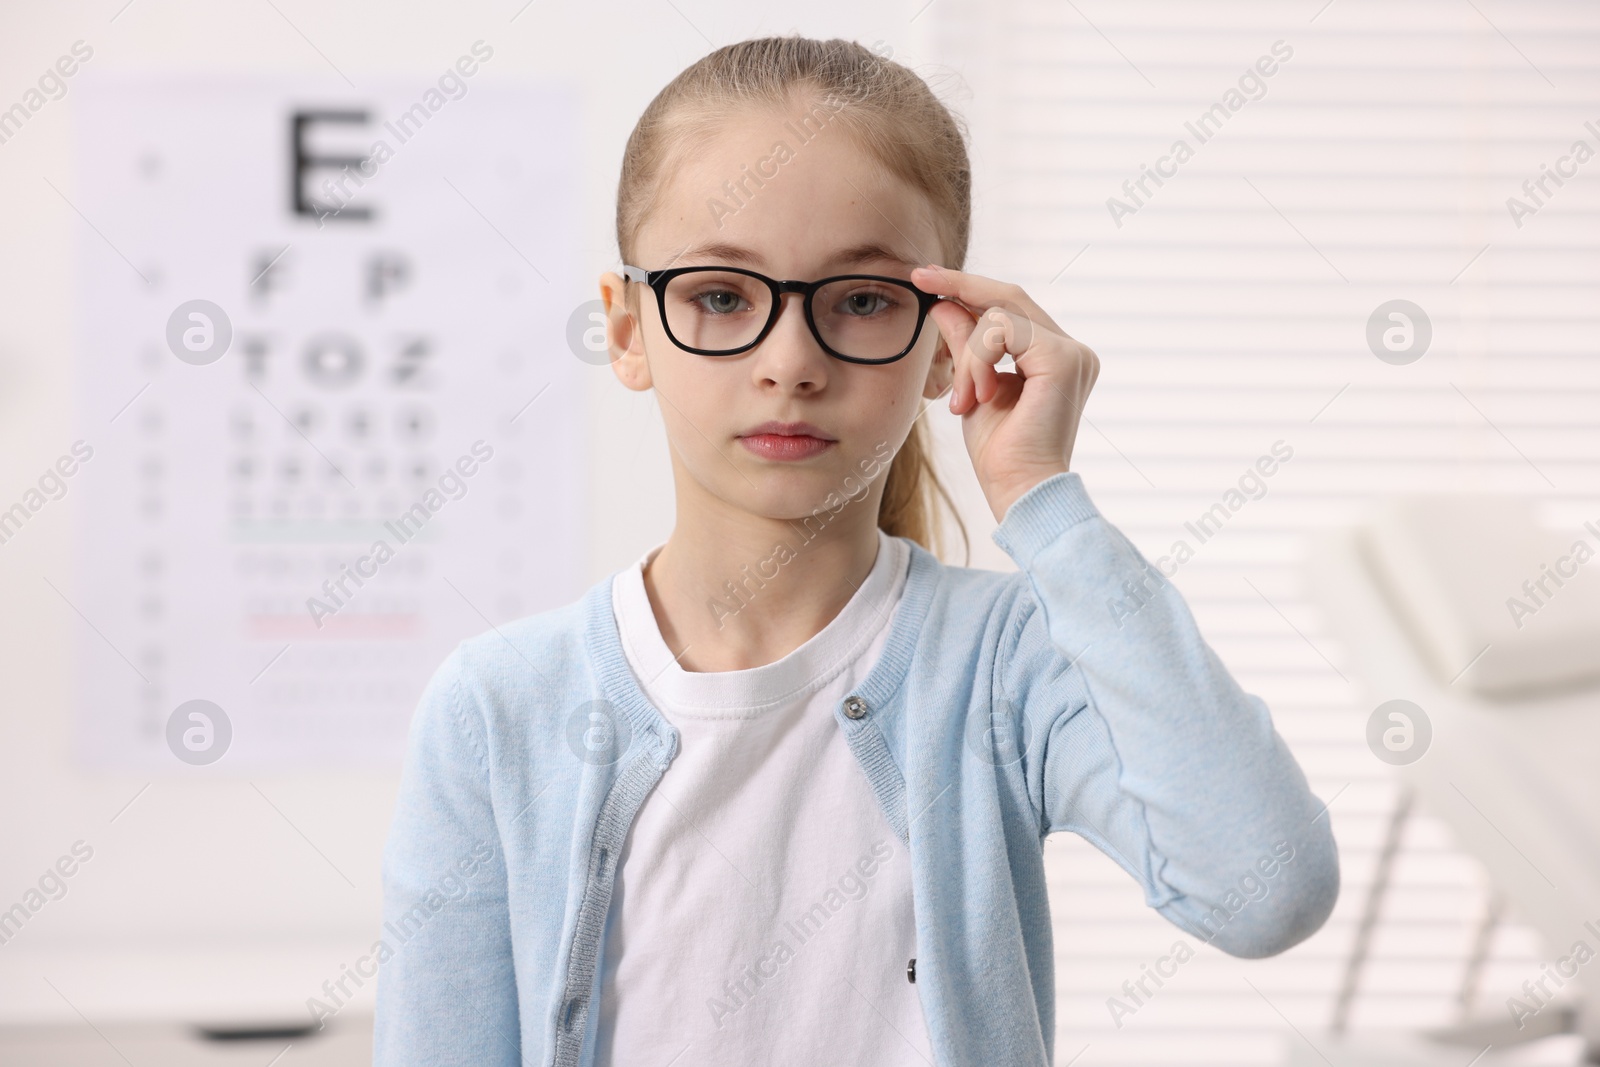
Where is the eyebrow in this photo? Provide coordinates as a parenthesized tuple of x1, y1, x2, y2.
(670, 240, 922, 272)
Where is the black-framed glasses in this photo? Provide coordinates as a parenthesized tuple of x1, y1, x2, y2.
(621, 263, 944, 365)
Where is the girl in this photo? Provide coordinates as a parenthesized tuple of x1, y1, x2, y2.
(374, 34, 1339, 1067)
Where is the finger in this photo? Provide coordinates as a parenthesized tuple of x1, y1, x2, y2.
(961, 307, 999, 406)
(940, 303, 1036, 412)
(968, 306, 1025, 403)
(940, 302, 1003, 414)
(910, 264, 1061, 338)
(926, 298, 978, 412)
(951, 304, 1035, 413)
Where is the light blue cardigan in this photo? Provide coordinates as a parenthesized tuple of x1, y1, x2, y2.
(372, 471, 1339, 1066)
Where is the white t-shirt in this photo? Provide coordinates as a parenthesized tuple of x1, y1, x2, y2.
(595, 528, 931, 1066)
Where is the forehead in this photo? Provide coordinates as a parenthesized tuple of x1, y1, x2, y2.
(637, 107, 943, 273)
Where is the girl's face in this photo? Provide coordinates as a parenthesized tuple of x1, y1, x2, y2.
(600, 106, 953, 525)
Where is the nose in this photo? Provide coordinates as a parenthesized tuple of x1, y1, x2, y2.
(750, 291, 830, 390)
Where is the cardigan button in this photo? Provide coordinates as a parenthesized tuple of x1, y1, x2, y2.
(907, 957, 916, 983)
(843, 695, 868, 720)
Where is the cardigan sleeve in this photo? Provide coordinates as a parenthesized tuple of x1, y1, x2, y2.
(990, 471, 1339, 959)
(373, 643, 522, 1065)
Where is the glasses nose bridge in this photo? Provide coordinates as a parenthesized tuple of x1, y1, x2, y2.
(773, 278, 813, 297)
(765, 278, 821, 340)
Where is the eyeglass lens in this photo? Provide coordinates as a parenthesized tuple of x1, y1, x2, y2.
(661, 270, 921, 360)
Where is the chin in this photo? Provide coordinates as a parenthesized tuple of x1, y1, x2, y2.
(734, 468, 869, 524)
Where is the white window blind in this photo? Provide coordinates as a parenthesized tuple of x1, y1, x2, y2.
(928, 1, 1599, 1062)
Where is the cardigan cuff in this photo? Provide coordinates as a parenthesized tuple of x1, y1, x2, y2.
(990, 471, 1101, 569)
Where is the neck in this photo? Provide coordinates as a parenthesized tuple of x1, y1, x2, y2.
(643, 497, 883, 674)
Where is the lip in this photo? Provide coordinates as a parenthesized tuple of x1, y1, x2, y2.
(736, 420, 838, 462)
(738, 420, 837, 440)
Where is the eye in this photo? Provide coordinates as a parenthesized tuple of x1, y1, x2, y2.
(835, 286, 901, 317)
(687, 288, 749, 315)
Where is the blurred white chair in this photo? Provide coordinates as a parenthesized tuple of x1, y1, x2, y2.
(1297, 495, 1600, 1066)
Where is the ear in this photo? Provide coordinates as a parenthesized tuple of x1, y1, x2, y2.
(599, 271, 652, 392)
(921, 333, 953, 401)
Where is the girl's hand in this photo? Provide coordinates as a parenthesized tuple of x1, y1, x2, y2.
(911, 264, 1100, 524)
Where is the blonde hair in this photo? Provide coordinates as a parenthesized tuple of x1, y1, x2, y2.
(615, 34, 972, 564)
